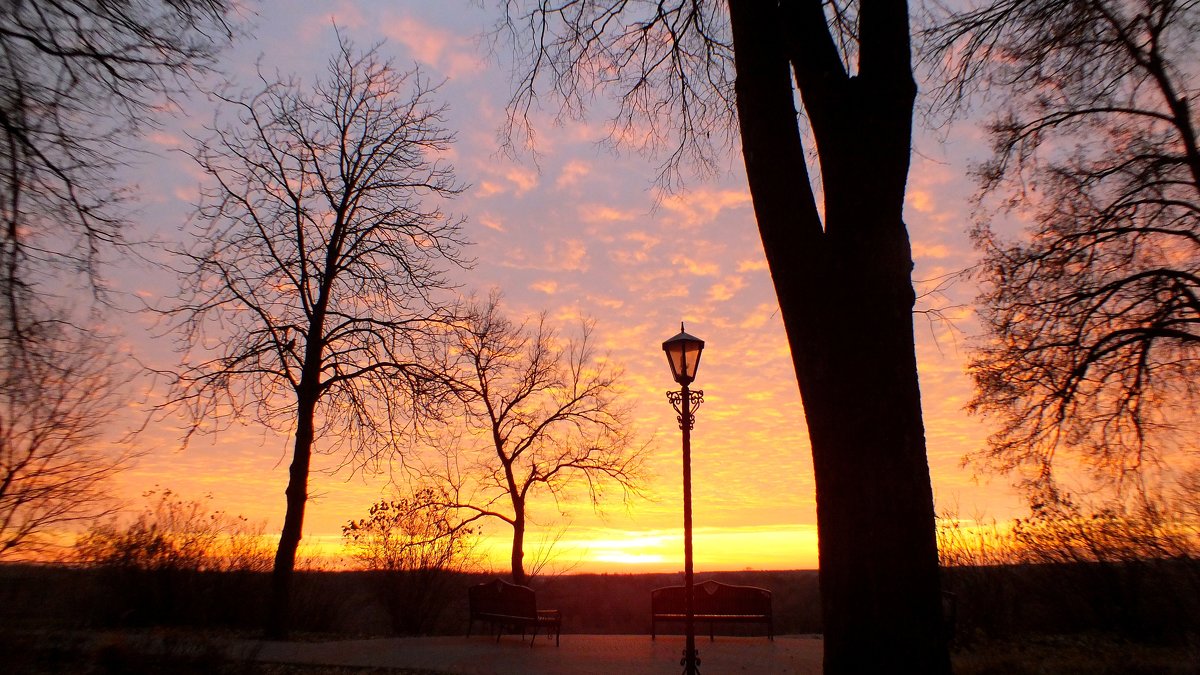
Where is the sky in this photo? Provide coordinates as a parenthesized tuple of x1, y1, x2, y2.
(93, 0, 1025, 574)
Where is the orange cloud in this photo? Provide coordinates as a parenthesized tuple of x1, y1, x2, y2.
(659, 188, 752, 227)
(671, 254, 720, 277)
(707, 275, 747, 302)
(737, 259, 769, 273)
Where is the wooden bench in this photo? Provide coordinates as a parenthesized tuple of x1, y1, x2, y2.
(467, 578, 562, 647)
(651, 579, 773, 641)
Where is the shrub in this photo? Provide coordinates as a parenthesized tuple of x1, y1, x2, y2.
(74, 488, 272, 627)
(343, 489, 477, 634)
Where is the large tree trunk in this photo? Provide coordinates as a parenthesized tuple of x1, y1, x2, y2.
(265, 388, 318, 639)
(729, 2, 950, 672)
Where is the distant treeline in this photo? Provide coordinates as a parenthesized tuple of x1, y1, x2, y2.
(2, 562, 1198, 645)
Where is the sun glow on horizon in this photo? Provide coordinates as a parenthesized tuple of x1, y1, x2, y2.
(465, 526, 822, 574)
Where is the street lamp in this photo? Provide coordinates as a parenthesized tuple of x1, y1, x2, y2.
(663, 323, 704, 675)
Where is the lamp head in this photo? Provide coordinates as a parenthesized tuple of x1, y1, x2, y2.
(662, 322, 705, 385)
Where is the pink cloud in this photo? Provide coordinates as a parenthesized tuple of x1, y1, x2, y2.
(478, 215, 506, 232)
(580, 204, 638, 223)
(380, 15, 482, 78)
(556, 160, 591, 189)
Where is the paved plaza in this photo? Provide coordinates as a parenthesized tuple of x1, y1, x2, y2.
(232, 633, 825, 674)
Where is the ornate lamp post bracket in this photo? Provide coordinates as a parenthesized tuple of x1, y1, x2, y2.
(666, 389, 704, 429)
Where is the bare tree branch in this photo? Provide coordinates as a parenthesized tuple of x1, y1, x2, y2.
(925, 0, 1200, 499)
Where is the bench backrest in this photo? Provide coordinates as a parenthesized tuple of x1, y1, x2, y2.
(468, 578, 539, 619)
(651, 580, 772, 616)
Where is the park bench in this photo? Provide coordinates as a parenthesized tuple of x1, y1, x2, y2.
(467, 578, 562, 647)
(651, 579, 773, 641)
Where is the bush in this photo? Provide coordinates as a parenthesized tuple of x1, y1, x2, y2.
(343, 489, 477, 634)
(74, 489, 273, 627)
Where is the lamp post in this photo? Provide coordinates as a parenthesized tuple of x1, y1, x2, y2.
(662, 323, 704, 675)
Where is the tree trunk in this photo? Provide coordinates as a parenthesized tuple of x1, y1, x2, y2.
(265, 389, 318, 639)
(511, 503, 527, 585)
(729, 2, 950, 672)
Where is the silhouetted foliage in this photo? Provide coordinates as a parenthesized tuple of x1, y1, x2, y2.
(163, 34, 469, 637)
(938, 498, 1200, 643)
(343, 489, 478, 634)
(0, 320, 129, 559)
(74, 488, 272, 626)
(925, 0, 1200, 501)
(494, 1, 948, 670)
(77, 488, 272, 573)
(414, 294, 646, 585)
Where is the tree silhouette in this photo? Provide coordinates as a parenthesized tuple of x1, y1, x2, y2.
(164, 36, 468, 638)
(495, 2, 949, 670)
(0, 0, 234, 563)
(0, 0, 235, 341)
(0, 319, 129, 559)
(415, 294, 646, 585)
(924, 0, 1200, 502)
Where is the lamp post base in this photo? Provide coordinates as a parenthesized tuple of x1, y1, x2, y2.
(680, 648, 700, 674)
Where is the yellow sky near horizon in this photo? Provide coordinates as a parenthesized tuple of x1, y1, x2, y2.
(64, 0, 1031, 575)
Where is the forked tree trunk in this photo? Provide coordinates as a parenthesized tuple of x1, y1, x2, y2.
(729, 2, 950, 672)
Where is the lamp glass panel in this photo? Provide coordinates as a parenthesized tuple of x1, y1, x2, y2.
(664, 338, 703, 383)
(680, 341, 701, 380)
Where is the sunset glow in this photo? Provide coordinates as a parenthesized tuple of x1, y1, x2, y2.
(71, 0, 1029, 576)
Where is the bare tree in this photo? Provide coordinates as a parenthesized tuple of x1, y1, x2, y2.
(494, 2, 949, 670)
(0, 318, 128, 558)
(923, 0, 1200, 501)
(163, 36, 469, 638)
(0, 0, 236, 339)
(416, 295, 646, 585)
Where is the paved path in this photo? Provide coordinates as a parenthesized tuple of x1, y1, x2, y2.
(231, 634, 824, 674)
